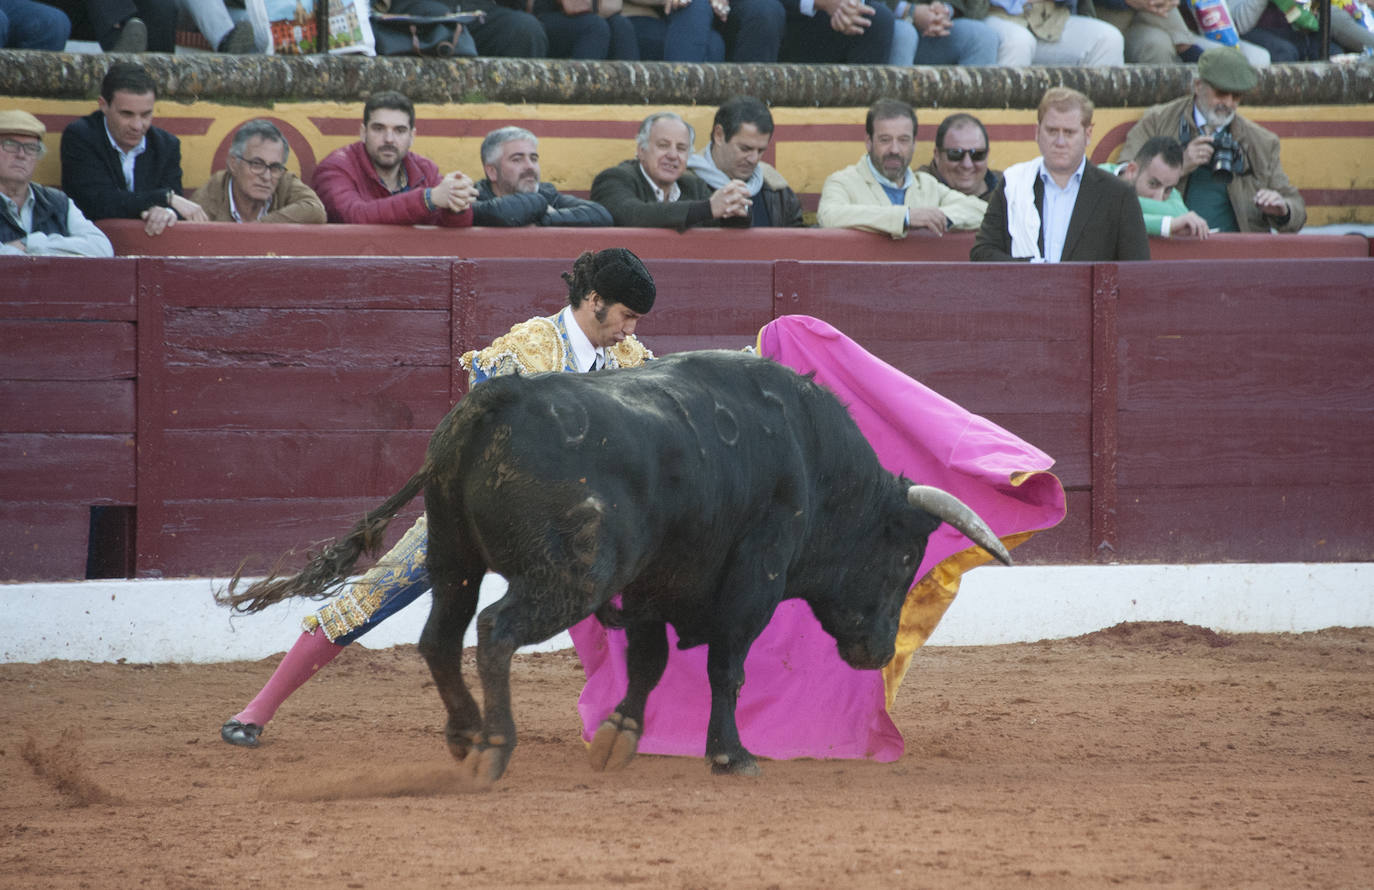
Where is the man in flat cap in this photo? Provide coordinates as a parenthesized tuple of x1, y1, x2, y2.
(1119, 45, 1304, 233)
(0, 110, 113, 257)
(219, 247, 656, 748)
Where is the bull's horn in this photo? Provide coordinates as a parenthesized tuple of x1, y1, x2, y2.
(907, 485, 1013, 567)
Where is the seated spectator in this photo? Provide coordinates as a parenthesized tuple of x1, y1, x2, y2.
(531, 0, 639, 59)
(719, 0, 788, 60)
(621, 0, 782, 62)
(1095, 0, 1270, 65)
(687, 96, 804, 228)
(589, 110, 751, 229)
(312, 91, 477, 226)
(473, 126, 612, 227)
(1, 0, 71, 51)
(622, 0, 722, 59)
(44, 0, 169, 52)
(1, 110, 113, 258)
(1327, 0, 1374, 53)
(886, 0, 1000, 65)
(915, 112, 1001, 200)
(972, 87, 1149, 262)
(981, 0, 1124, 65)
(779, 0, 896, 63)
(1226, 0, 1369, 60)
(437, 0, 550, 57)
(1101, 136, 1209, 239)
(60, 62, 209, 238)
(177, 0, 258, 53)
(191, 120, 324, 224)
(1119, 46, 1304, 233)
(817, 99, 986, 238)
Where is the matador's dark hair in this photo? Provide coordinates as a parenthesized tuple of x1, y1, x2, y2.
(563, 248, 656, 314)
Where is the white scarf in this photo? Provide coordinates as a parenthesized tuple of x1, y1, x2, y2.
(687, 146, 765, 197)
(1002, 159, 1043, 262)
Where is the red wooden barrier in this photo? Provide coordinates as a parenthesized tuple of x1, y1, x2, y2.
(2, 252, 1371, 581)
(1, 261, 139, 579)
(94, 221, 1373, 262)
(1112, 259, 1374, 563)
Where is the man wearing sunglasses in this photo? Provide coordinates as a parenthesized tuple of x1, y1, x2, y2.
(190, 120, 325, 225)
(817, 98, 987, 238)
(916, 112, 1002, 201)
(1, 109, 112, 257)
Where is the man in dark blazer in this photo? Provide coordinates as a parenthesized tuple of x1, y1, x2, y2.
(589, 111, 751, 230)
(60, 62, 208, 238)
(972, 87, 1149, 263)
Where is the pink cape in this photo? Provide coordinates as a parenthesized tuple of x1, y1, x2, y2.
(568, 315, 1067, 761)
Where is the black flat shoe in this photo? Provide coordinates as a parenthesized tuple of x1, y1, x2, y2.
(220, 719, 263, 748)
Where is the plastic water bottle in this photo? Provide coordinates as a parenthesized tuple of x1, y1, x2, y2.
(1187, 0, 1240, 46)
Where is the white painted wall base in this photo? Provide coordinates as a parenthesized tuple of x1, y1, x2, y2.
(3, 563, 1370, 664)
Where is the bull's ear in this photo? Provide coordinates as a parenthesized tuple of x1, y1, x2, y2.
(906, 485, 1013, 567)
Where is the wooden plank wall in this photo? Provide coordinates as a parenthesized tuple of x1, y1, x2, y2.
(1, 261, 138, 579)
(2, 255, 1371, 581)
(138, 258, 456, 577)
(1112, 259, 1374, 563)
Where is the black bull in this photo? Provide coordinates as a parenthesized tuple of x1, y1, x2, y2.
(224, 350, 1011, 782)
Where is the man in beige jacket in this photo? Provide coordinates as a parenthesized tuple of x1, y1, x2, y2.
(817, 98, 987, 238)
(192, 119, 325, 224)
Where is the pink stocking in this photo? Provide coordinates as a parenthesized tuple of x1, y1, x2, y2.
(233, 628, 344, 727)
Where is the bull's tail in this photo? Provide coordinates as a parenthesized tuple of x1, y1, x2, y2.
(216, 459, 434, 614)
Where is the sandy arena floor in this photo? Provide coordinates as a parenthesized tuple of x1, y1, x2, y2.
(3, 621, 1371, 889)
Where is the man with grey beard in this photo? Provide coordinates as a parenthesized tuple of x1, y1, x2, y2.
(1119, 46, 1304, 233)
(472, 126, 612, 227)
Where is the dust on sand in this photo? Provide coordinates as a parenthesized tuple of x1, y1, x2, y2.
(2, 622, 1371, 889)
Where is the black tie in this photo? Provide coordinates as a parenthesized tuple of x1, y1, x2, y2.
(591, 354, 603, 371)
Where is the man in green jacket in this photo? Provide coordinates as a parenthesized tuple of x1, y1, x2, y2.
(1101, 135, 1209, 239)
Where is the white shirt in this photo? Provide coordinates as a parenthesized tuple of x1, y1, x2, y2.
(227, 180, 271, 223)
(0, 186, 114, 257)
(560, 305, 604, 373)
(104, 120, 146, 191)
(1038, 156, 1085, 264)
(637, 163, 681, 204)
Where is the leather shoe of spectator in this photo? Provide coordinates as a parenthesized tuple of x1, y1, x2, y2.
(108, 17, 148, 53)
(218, 20, 258, 54)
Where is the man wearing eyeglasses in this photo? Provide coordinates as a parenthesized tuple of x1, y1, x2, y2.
(0, 110, 112, 258)
(816, 98, 987, 238)
(916, 112, 1002, 201)
(191, 120, 325, 225)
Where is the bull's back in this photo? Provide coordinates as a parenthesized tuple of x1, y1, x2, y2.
(426, 351, 879, 607)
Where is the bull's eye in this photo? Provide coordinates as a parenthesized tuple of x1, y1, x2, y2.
(901, 554, 912, 565)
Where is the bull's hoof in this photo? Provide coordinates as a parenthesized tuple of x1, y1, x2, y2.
(461, 743, 511, 789)
(709, 752, 762, 777)
(588, 712, 641, 772)
(444, 725, 481, 763)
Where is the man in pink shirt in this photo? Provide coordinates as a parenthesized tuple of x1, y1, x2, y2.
(312, 91, 478, 226)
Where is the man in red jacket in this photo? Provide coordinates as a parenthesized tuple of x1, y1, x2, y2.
(312, 91, 478, 226)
